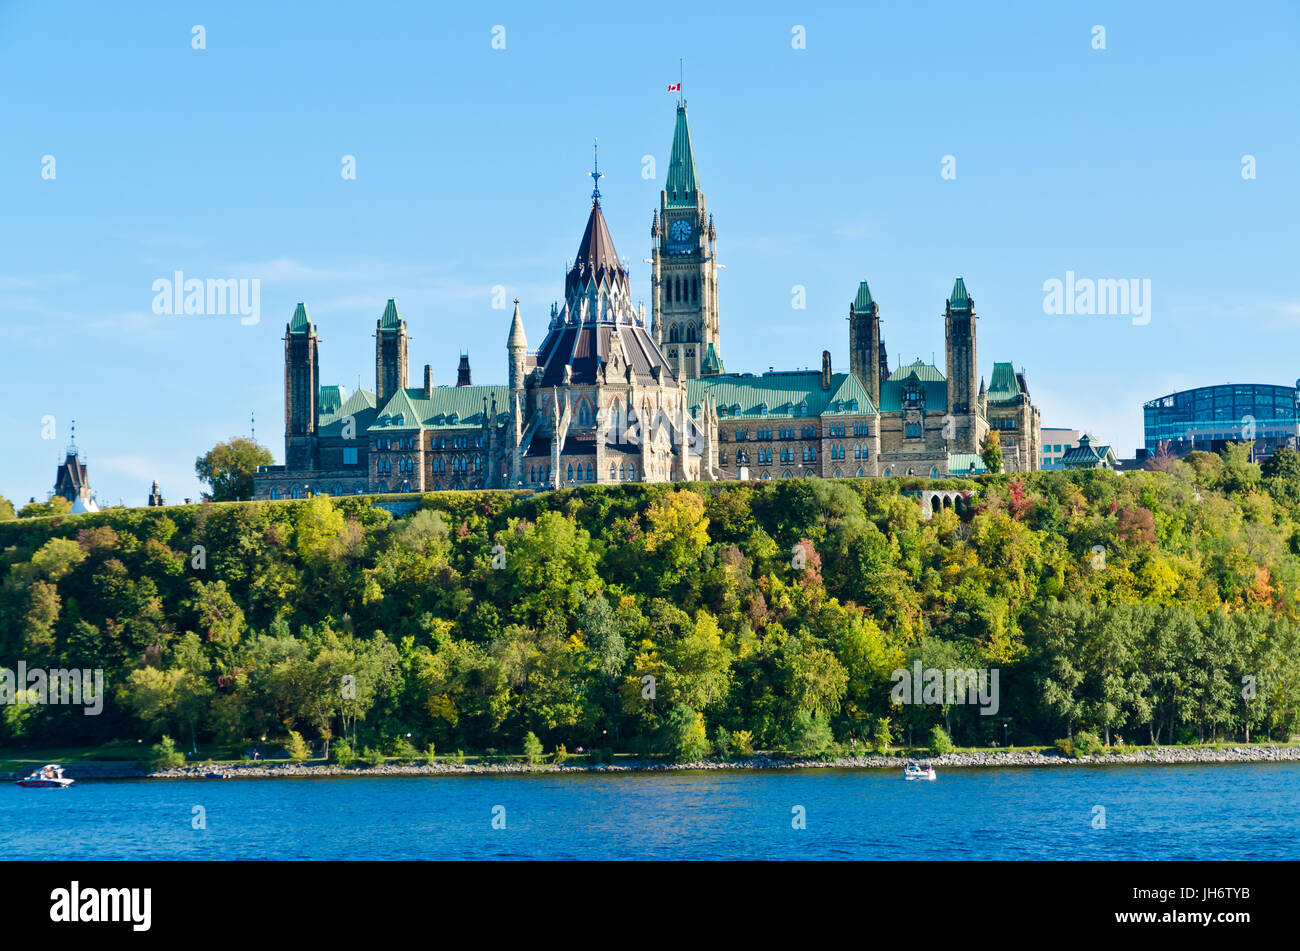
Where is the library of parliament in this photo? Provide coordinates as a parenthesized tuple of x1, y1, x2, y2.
(254, 103, 1042, 500)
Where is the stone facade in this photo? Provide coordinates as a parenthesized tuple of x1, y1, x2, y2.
(253, 102, 1042, 500)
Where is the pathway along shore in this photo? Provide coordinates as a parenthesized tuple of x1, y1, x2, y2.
(9, 744, 1296, 781)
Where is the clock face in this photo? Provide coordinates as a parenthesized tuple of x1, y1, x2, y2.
(669, 219, 692, 242)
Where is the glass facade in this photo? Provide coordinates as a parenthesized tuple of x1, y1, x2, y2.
(1143, 383, 1300, 452)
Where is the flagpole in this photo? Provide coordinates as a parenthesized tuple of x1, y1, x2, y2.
(679, 58, 683, 107)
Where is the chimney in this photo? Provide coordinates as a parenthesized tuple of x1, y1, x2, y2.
(423, 364, 433, 397)
(821, 350, 832, 390)
(457, 354, 472, 387)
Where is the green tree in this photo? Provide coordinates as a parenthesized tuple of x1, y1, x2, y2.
(195, 437, 273, 501)
(522, 730, 544, 764)
(980, 431, 1003, 475)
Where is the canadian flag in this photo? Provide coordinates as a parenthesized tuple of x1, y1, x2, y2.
(667, 83, 681, 92)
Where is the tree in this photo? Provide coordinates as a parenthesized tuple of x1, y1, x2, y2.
(522, 731, 544, 764)
(195, 437, 273, 501)
(18, 496, 71, 518)
(0, 494, 14, 521)
(980, 431, 1003, 475)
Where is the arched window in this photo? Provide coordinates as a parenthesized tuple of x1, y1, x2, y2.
(883, 467, 892, 478)
(610, 463, 617, 480)
(686, 325, 697, 343)
(334, 484, 343, 496)
(693, 277, 699, 302)
(619, 463, 626, 480)
(586, 463, 594, 481)
(669, 325, 679, 343)
(292, 486, 303, 499)
(567, 463, 574, 482)
(856, 467, 864, 477)
(930, 466, 940, 479)
(270, 487, 281, 500)
(627, 462, 636, 481)
(578, 402, 592, 426)
(611, 399, 621, 433)
(833, 468, 842, 478)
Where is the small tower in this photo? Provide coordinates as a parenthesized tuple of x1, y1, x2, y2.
(147, 481, 165, 507)
(507, 299, 527, 391)
(848, 280, 882, 406)
(375, 299, 409, 405)
(457, 353, 473, 387)
(284, 302, 320, 470)
(944, 277, 979, 452)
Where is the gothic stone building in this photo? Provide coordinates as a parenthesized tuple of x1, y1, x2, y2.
(254, 102, 1041, 500)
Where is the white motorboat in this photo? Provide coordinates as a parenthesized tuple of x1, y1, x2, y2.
(903, 760, 936, 781)
(16, 764, 75, 788)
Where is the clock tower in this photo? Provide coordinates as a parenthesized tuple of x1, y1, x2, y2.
(652, 102, 722, 379)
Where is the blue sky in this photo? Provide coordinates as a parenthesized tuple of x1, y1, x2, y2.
(2, 1, 1298, 506)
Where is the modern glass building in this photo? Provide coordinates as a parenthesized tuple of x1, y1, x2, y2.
(1143, 383, 1300, 456)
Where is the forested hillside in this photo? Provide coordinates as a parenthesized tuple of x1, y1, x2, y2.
(4, 445, 1300, 760)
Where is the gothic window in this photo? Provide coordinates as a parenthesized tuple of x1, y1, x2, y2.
(378, 482, 388, 493)
(270, 487, 281, 500)
(883, 467, 892, 477)
(905, 423, 922, 439)
(334, 484, 343, 496)
(567, 463, 574, 482)
(904, 384, 921, 407)
(930, 466, 940, 479)
(686, 325, 697, 343)
(578, 402, 592, 426)
(610, 463, 617, 480)
(907, 468, 916, 476)
(759, 471, 770, 480)
(611, 399, 621, 432)
(693, 277, 699, 302)
(782, 470, 793, 479)
(586, 463, 594, 480)
(627, 462, 635, 480)
(856, 467, 865, 477)
(620, 463, 626, 480)
(833, 468, 842, 478)
(720, 450, 728, 465)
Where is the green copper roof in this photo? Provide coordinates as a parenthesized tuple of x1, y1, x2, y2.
(317, 387, 377, 438)
(986, 362, 1021, 403)
(879, 360, 948, 413)
(886, 359, 946, 383)
(289, 302, 311, 334)
(370, 385, 510, 432)
(686, 371, 877, 420)
(319, 385, 347, 416)
(379, 298, 402, 330)
(949, 277, 970, 308)
(701, 341, 725, 375)
(947, 453, 986, 475)
(853, 281, 874, 312)
(665, 105, 699, 208)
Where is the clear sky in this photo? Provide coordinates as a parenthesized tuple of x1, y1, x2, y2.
(3, 0, 1298, 506)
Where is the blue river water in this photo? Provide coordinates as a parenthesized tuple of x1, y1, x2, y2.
(3, 763, 1298, 860)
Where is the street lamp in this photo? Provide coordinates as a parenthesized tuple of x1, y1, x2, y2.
(1002, 722, 1009, 748)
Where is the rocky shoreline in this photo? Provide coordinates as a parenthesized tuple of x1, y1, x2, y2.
(148, 744, 1300, 779)
(5, 745, 1297, 782)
